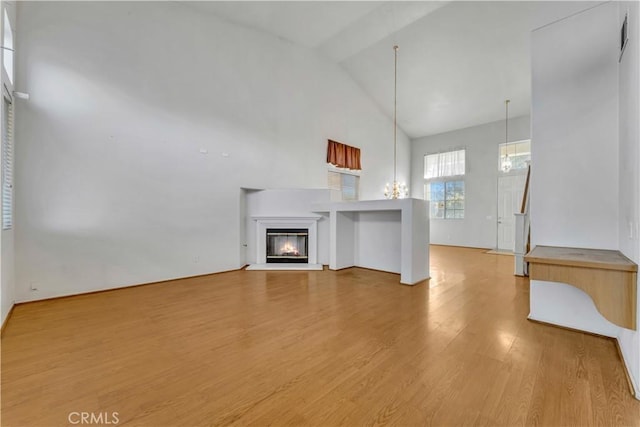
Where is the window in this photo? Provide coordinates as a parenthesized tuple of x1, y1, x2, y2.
(499, 139, 531, 172)
(3, 10, 13, 84)
(2, 93, 13, 229)
(424, 149, 465, 219)
(424, 149, 465, 179)
(425, 180, 465, 219)
(328, 170, 359, 201)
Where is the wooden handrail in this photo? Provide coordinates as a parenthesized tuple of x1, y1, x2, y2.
(521, 165, 531, 214)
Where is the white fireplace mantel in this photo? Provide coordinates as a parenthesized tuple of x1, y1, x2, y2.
(246, 216, 322, 270)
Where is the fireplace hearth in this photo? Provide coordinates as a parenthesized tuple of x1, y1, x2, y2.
(266, 228, 309, 263)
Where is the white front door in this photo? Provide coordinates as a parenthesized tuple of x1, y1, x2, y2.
(497, 174, 526, 251)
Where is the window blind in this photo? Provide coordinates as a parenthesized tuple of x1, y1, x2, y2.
(2, 96, 13, 230)
(328, 170, 359, 201)
(341, 174, 358, 201)
(424, 149, 465, 179)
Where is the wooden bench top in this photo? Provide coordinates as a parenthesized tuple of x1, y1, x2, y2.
(525, 246, 638, 272)
(525, 245, 637, 330)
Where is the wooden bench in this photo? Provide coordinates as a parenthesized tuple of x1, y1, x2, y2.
(525, 246, 637, 330)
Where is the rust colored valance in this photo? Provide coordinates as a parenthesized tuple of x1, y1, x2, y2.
(327, 139, 361, 170)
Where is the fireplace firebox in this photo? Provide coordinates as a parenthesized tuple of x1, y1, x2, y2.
(266, 228, 309, 263)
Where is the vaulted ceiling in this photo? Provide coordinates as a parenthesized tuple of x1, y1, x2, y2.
(185, 1, 602, 138)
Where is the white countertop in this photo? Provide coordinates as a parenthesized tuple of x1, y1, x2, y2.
(312, 198, 421, 213)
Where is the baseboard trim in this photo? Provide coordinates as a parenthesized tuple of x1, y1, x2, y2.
(1, 303, 15, 337)
(614, 338, 639, 399)
(430, 244, 492, 251)
(346, 265, 400, 276)
(15, 267, 244, 305)
(527, 315, 616, 338)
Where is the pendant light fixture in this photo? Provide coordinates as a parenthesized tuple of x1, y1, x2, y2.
(384, 45, 408, 199)
(501, 99, 513, 173)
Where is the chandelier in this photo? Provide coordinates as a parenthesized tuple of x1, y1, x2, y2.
(384, 45, 408, 199)
(501, 99, 513, 173)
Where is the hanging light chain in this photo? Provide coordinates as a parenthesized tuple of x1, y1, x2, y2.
(393, 45, 399, 186)
(502, 99, 512, 173)
(505, 99, 510, 146)
(384, 44, 408, 199)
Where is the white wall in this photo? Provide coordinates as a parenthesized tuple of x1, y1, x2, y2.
(14, 2, 410, 302)
(617, 0, 640, 398)
(531, 1, 640, 398)
(618, 1, 640, 266)
(410, 116, 530, 248)
(531, 2, 619, 250)
(1, 0, 16, 326)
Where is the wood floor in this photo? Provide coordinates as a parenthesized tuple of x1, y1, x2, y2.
(2, 246, 639, 426)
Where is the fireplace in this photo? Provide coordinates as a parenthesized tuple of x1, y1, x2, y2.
(266, 228, 309, 263)
(247, 216, 321, 270)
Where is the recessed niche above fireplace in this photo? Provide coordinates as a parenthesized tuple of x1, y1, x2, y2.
(246, 216, 322, 271)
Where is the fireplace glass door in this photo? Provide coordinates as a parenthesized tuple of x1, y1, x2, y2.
(266, 228, 309, 263)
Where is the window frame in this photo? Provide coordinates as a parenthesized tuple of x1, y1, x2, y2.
(423, 148, 466, 220)
(425, 179, 465, 220)
(328, 165, 360, 202)
(2, 8, 13, 85)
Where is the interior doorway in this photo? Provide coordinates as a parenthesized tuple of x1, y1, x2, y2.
(497, 173, 527, 251)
